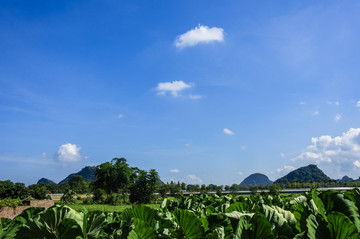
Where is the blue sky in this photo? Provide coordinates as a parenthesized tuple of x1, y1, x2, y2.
(1, 0, 360, 185)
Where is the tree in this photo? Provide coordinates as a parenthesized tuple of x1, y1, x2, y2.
(0, 180, 29, 199)
(28, 184, 49, 200)
(67, 175, 87, 193)
(129, 169, 160, 204)
(94, 158, 134, 194)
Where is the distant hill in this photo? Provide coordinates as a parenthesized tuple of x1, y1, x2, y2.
(37, 178, 55, 184)
(240, 173, 273, 186)
(338, 176, 354, 182)
(274, 164, 331, 184)
(59, 166, 96, 184)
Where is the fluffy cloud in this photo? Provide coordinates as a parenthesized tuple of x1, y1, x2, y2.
(170, 168, 180, 173)
(292, 128, 360, 176)
(313, 110, 319, 116)
(117, 114, 123, 119)
(276, 165, 296, 174)
(55, 143, 81, 163)
(224, 128, 234, 135)
(175, 25, 224, 49)
(156, 81, 191, 97)
(356, 101, 360, 108)
(334, 114, 341, 122)
(186, 174, 203, 184)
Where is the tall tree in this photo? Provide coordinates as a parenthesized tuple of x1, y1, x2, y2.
(94, 158, 134, 193)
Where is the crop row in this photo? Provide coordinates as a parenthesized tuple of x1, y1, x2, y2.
(1, 189, 360, 238)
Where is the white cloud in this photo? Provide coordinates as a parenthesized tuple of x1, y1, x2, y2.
(354, 160, 360, 168)
(280, 153, 286, 159)
(238, 171, 243, 175)
(334, 114, 341, 122)
(170, 168, 180, 173)
(292, 128, 360, 176)
(313, 110, 319, 116)
(299, 101, 306, 105)
(175, 25, 224, 49)
(186, 174, 203, 184)
(356, 101, 360, 108)
(41, 152, 47, 158)
(224, 128, 234, 135)
(241, 145, 246, 150)
(184, 143, 190, 147)
(117, 114, 123, 119)
(55, 143, 82, 163)
(156, 81, 191, 97)
(188, 94, 203, 100)
(276, 165, 296, 174)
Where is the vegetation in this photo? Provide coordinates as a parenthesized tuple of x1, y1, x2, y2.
(274, 164, 331, 184)
(59, 166, 96, 184)
(2, 189, 360, 238)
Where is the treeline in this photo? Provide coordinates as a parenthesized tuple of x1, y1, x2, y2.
(3, 157, 360, 206)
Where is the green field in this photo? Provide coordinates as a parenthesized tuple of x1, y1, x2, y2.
(67, 203, 160, 212)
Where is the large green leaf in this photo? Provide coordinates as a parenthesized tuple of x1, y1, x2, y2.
(207, 213, 233, 237)
(306, 214, 329, 239)
(16, 205, 83, 239)
(233, 213, 274, 239)
(0, 224, 20, 239)
(172, 208, 204, 239)
(292, 203, 311, 233)
(319, 191, 360, 232)
(250, 213, 275, 239)
(262, 204, 296, 237)
(81, 210, 106, 239)
(226, 202, 248, 213)
(131, 205, 157, 228)
(233, 216, 251, 239)
(327, 212, 359, 239)
(13, 207, 45, 224)
(127, 218, 157, 239)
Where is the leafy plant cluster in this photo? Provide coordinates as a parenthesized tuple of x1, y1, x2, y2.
(2, 188, 360, 238)
(0, 180, 51, 201)
(0, 199, 22, 208)
(93, 158, 160, 204)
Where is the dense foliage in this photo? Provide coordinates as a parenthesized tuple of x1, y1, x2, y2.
(274, 165, 331, 184)
(2, 189, 360, 238)
(93, 158, 160, 204)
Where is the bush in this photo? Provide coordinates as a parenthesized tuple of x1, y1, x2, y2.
(0, 198, 22, 208)
(82, 197, 93, 204)
(93, 188, 106, 203)
(106, 193, 122, 205)
(29, 184, 49, 200)
(60, 189, 77, 204)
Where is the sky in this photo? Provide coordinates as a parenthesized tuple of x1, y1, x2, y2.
(1, 0, 360, 185)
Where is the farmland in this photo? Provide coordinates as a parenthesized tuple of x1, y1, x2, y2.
(2, 188, 360, 238)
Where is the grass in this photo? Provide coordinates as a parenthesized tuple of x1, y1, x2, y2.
(67, 203, 160, 212)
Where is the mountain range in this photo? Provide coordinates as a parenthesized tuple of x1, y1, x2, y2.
(39, 164, 357, 186)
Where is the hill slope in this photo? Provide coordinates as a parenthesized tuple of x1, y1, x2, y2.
(59, 166, 96, 184)
(274, 164, 331, 184)
(37, 178, 55, 184)
(240, 173, 273, 186)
